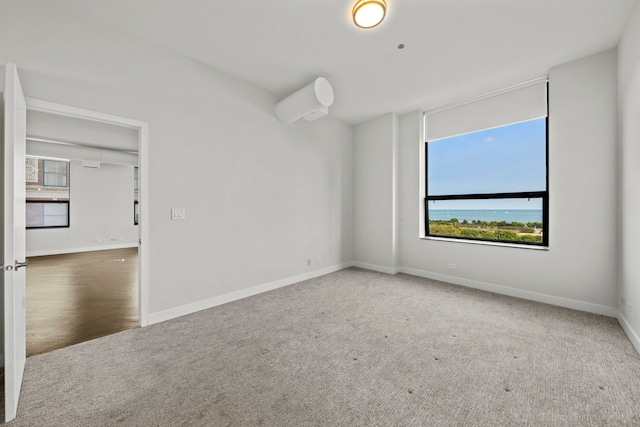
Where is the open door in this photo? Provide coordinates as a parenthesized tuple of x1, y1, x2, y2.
(2, 63, 28, 422)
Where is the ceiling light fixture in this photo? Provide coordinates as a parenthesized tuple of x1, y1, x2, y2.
(352, 0, 387, 29)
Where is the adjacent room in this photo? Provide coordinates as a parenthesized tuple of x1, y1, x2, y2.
(24, 110, 140, 357)
(1, 0, 640, 425)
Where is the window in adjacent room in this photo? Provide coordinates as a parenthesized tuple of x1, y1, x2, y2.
(134, 166, 139, 225)
(42, 159, 69, 187)
(424, 79, 548, 247)
(25, 156, 70, 228)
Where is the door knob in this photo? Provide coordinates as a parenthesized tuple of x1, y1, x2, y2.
(15, 260, 28, 271)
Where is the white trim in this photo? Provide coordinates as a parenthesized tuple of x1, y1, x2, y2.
(148, 262, 353, 325)
(617, 312, 640, 355)
(398, 266, 618, 317)
(137, 122, 149, 327)
(420, 236, 549, 251)
(352, 261, 399, 275)
(354, 263, 639, 356)
(27, 136, 138, 155)
(24, 97, 150, 327)
(25, 98, 142, 129)
(26, 243, 137, 258)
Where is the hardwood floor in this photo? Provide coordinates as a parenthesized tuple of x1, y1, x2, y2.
(26, 247, 138, 357)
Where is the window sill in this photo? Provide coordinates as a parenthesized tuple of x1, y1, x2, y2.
(420, 235, 549, 251)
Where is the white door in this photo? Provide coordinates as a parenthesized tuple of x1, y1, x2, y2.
(2, 63, 28, 422)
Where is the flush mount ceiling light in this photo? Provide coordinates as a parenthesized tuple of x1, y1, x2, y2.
(352, 0, 387, 29)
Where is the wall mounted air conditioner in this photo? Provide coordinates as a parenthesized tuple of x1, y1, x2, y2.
(275, 77, 335, 124)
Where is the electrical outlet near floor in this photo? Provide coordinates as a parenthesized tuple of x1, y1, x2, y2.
(448, 263, 457, 269)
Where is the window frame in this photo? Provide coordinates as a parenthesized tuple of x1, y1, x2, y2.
(424, 91, 550, 248)
(26, 200, 71, 229)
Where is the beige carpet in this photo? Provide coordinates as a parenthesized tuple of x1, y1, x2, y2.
(6, 268, 640, 426)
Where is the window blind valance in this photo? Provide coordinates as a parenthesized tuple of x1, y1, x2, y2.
(425, 79, 548, 142)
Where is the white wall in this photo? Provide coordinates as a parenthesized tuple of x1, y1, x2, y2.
(26, 161, 138, 256)
(355, 49, 619, 316)
(0, 0, 353, 320)
(618, 1, 640, 349)
(353, 113, 399, 273)
(2, 0, 632, 345)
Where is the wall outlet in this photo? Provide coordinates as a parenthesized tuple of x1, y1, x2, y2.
(316, 257, 322, 264)
(307, 259, 312, 266)
(448, 263, 457, 269)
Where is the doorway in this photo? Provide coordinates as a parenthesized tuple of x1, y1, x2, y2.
(2, 76, 149, 421)
(24, 142, 140, 355)
(23, 98, 149, 339)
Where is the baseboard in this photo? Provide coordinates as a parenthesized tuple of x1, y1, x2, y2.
(148, 262, 353, 325)
(617, 312, 640, 355)
(146, 260, 636, 354)
(397, 266, 619, 318)
(26, 243, 138, 257)
(352, 261, 399, 275)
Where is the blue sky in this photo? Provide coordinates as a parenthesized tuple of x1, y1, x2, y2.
(428, 117, 546, 209)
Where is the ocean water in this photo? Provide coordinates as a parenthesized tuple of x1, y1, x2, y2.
(429, 209, 542, 224)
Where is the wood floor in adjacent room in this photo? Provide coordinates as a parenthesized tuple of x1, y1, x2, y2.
(26, 247, 139, 358)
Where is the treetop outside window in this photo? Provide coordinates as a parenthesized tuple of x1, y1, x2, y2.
(424, 78, 549, 247)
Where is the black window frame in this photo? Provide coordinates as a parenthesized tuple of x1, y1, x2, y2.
(26, 200, 71, 229)
(424, 86, 549, 247)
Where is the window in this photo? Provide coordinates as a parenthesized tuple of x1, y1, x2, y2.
(26, 201, 69, 228)
(43, 159, 69, 187)
(134, 166, 139, 225)
(26, 156, 71, 229)
(424, 80, 548, 246)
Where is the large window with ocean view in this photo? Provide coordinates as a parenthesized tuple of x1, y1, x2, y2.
(424, 79, 548, 246)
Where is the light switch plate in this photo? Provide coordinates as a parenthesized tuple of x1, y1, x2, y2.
(171, 208, 186, 220)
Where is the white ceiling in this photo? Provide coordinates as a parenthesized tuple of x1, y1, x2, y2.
(59, 0, 636, 124)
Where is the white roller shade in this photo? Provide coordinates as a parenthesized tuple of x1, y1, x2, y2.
(426, 80, 547, 142)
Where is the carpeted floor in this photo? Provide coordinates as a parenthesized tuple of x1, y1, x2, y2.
(6, 268, 640, 426)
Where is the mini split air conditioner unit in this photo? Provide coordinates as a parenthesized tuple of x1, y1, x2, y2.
(275, 77, 335, 124)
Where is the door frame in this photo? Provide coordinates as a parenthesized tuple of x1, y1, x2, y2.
(25, 98, 150, 326)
